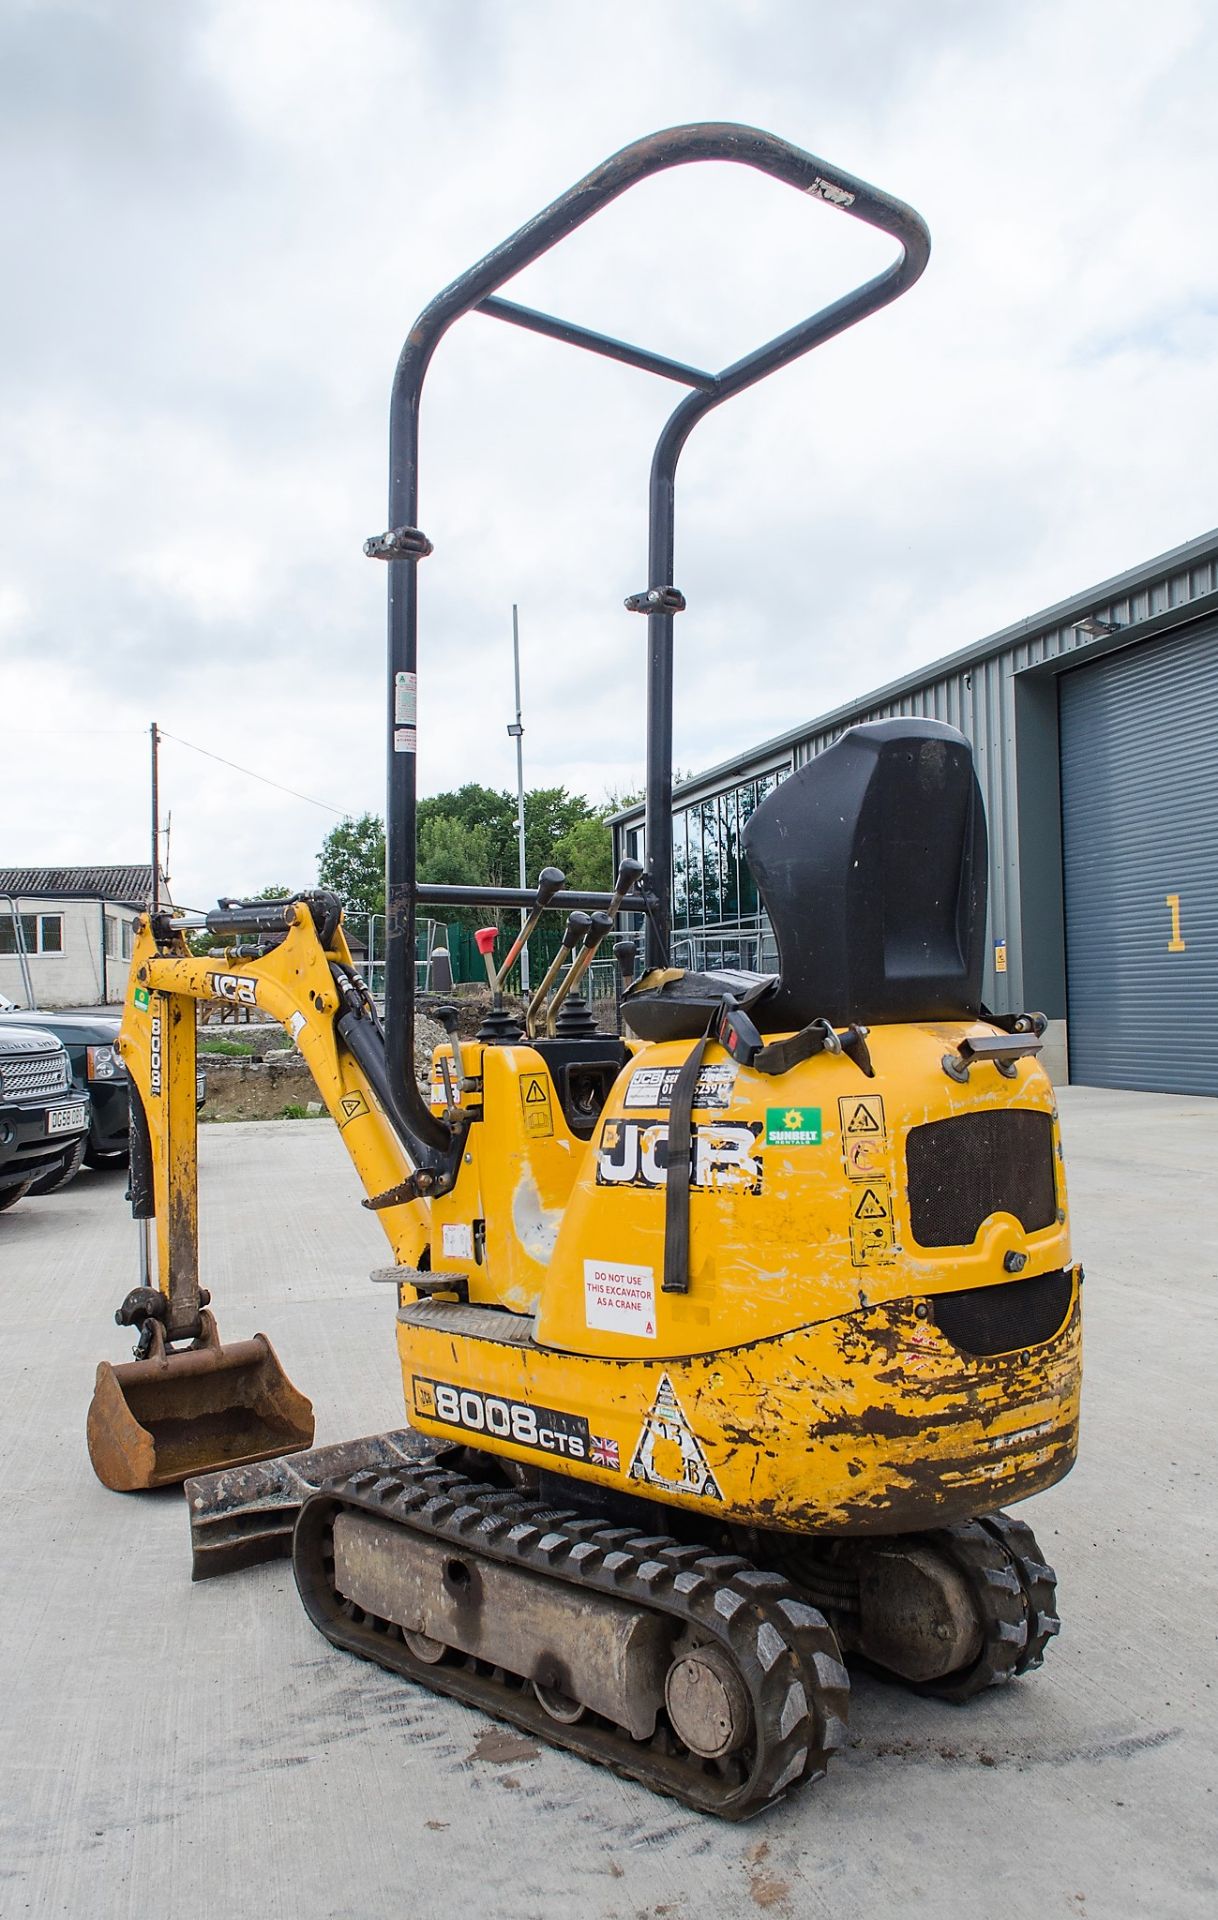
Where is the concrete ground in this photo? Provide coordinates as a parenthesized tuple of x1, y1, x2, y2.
(0, 1089, 1214, 1920)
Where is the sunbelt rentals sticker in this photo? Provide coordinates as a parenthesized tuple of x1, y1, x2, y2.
(765, 1106, 822, 1147)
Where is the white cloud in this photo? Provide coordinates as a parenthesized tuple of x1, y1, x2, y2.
(1, 0, 1215, 913)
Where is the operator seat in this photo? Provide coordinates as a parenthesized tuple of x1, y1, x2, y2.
(742, 716, 987, 1029)
(623, 717, 987, 1039)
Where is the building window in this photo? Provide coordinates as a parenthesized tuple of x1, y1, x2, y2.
(0, 912, 64, 955)
(672, 810, 688, 927)
(738, 782, 759, 915)
(121, 919, 134, 960)
(105, 915, 118, 958)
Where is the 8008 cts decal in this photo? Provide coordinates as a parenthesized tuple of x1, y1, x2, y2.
(412, 1377, 619, 1469)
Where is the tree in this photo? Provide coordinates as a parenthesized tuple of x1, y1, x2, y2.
(315, 784, 626, 944)
(552, 813, 613, 891)
(418, 785, 515, 885)
(522, 786, 598, 886)
(318, 813, 385, 914)
(417, 815, 492, 888)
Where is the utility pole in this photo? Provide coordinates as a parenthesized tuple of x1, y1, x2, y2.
(506, 605, 529, 994)
(150, 720, 161, 912)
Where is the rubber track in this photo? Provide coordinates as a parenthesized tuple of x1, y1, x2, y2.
(979, 1509, 1060, 1674)
(912, 1515, 1039, 1702)
(293, 1459, 850, 1820)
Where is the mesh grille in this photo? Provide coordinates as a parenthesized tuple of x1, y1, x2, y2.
(932, 1268, 1074, 1357)
(0, 1052, 69, 1099)
(906, 1109, 1057, 1247)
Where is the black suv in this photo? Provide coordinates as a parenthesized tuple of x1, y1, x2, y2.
(0, 1009, 207, 1168)
(0, 1026, 91, 1207)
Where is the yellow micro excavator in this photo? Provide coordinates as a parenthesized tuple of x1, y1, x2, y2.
(86, 125, 1081, 1819)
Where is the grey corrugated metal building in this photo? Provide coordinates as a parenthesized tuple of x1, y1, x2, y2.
(612, 528, 1218, 1092)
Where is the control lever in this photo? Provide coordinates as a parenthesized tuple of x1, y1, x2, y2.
(526, 910, 590, 1038)
(541, 856, 645, 1035)
(546, 910, 613, 1035)
(494, 866, 565, 989)
(610, 855, 645, 907)
(474, 926, 500, 998)
(434, 1003, 472, 1094)
(613, 937, 638, 992)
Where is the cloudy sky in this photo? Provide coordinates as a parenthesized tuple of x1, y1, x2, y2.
(2, 0, 1216, 911)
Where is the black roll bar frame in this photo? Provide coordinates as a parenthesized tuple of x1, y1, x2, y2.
(374, 121, 930, 1176)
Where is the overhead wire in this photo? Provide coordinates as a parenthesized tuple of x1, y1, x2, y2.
(157, 730, 349, 816)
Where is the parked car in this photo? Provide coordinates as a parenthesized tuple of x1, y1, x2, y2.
(0, 1009, 207, 1168)
(0, 1026, 91, 1207)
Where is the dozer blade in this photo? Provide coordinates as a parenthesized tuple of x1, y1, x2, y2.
(87, 1311, 314, 1494)
(186, 1428, 427, 1580)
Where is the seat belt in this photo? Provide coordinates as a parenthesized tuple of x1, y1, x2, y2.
(661, 1016, 719, 1295)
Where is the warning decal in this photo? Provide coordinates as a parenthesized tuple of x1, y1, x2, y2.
(338, 1091, 369, 1125)
(839, 1093, 886, 1140)
(441, 1222, 474, 1260)
(519, 1072, 554, 1138)
(584, 1258, 656, 1338)
(849, 1179, 896, 1265)
(629, 1373, 722, 1501)
(838, 1093, 889, 1183)
(843, 1134, 883, 1180)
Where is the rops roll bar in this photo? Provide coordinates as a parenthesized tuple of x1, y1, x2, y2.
(369, 121, 930, 1177)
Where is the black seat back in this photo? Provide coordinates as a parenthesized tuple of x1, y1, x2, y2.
(741, 717, 987, 1028)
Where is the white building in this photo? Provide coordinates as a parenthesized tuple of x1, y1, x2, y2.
(0, 866, 156, 1009)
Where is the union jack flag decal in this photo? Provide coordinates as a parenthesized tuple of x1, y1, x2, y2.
(590, 1434, 620, 1471)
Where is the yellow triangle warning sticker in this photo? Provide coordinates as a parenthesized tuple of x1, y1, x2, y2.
(843, 1094, 885, 1135)
(518, 1073, 553, 1137)
(854, 1186, 890, 1221)
(338, 1092, 369, 1124)
(629, 1373, 722, 1501)
(848, 1176, 896, 1266)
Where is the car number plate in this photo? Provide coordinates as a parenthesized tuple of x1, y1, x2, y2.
(46, 1103, 89, 1136)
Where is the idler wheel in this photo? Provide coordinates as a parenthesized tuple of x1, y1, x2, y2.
(533, 1681, 585, 1724)
(403, 1629, 446, 1664)
(664, 1643, 751, 1759)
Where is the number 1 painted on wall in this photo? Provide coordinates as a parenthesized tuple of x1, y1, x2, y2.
(1165, 893, 1186, 953)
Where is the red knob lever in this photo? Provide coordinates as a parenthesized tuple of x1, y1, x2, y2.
(474, 927, 498, 957)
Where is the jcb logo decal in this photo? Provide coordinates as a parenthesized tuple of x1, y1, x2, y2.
(208, 972, 258, 1007)
(596, 1119, 763, 1194)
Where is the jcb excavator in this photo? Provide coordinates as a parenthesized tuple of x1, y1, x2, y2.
(87, 125, 1080, 1819)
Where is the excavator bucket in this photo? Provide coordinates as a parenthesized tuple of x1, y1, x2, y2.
(86, 1313, 314, 1492)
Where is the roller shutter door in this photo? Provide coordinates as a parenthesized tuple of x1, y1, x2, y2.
(1059, 617, 1218, 1094)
